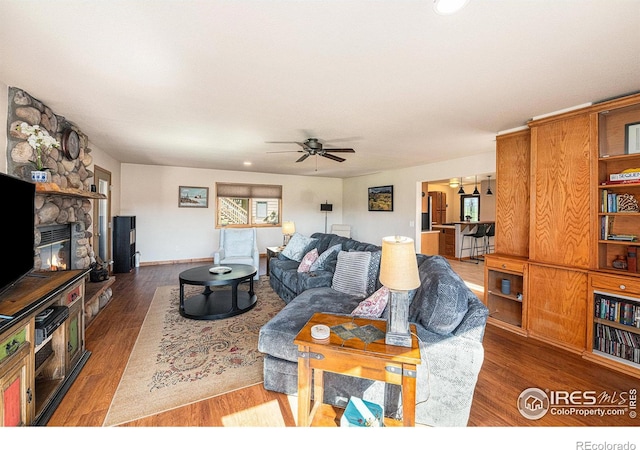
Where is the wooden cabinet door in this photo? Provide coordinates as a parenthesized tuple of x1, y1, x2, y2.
(0, 343, 33, 426)
(495, 130, 530, 257)
(530, 113, 592, 268)
(65, 301, 84, 371)
(527, 264, 588, 353)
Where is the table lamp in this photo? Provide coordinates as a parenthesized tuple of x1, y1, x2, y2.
(379, 236, 420, 347)
(282, 221, 295, 246)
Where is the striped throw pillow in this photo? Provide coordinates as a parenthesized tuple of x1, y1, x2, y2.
(331, 250, 372, 298)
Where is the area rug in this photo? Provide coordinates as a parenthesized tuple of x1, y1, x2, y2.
(102, 276, 284, 426)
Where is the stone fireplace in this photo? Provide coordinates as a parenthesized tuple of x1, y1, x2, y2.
(6, 87, 97, 272)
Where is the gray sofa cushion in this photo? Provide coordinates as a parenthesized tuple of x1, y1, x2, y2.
(257, 287, 362, 362)
(409, 255, 471, 335)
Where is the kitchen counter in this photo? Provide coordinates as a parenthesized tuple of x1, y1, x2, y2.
(433, 222, 495, 259)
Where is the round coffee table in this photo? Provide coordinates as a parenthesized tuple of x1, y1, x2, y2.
(179, 264, 257, 320)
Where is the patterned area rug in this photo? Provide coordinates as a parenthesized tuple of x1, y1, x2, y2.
(102, 276, 284, 426)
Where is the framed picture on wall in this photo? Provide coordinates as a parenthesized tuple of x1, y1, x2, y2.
(625, 122, 640, 154)
(179, 186, 209, 208)
(368, 185, 393, 211)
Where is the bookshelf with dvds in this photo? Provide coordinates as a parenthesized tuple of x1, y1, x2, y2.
(586, 94, 640, 377)
(586, 273, 640, 377)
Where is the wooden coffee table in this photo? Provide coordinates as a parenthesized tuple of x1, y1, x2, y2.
(178, 264, 257, 320)
(294, 312, 421, 426)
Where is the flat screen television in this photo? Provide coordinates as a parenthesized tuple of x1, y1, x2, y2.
(0, 172, 35, 296)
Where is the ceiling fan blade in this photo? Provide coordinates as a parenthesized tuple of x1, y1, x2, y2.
(324, 148, 355, 153)
(296, 153, 310, 163)
(266, 150, 303, 154)
(321, 153, 346, 162)
(266, 140, 308, 149)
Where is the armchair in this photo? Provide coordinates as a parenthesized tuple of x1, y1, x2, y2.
(214, 228, 260, 280)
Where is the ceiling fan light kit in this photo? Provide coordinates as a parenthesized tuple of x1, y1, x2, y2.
(266, 137, 355, 164)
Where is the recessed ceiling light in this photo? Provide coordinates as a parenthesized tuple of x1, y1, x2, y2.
(433, 0, 470, 15)
(243, 161, 252, 166)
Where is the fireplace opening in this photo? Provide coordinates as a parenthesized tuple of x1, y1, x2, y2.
(38, 224, 71, 271)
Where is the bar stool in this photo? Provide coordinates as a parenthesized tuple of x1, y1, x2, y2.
(459, 223, 488, 264)
(484, 222, 495, 255)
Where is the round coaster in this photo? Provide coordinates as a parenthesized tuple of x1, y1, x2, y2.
(311, 324, 330, 340)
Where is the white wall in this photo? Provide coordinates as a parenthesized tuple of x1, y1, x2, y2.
(342, 152, 496, 249)
(89, 142, 121, 215)
(119, 163, 343, 264)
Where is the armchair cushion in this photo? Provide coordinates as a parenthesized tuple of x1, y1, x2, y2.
(223, 228, 255, 257)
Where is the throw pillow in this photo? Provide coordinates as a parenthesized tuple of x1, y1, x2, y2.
(351, 286, 390, 318)
(331, 250, 372, 298)
(348, 248, 381, 296)
(297, 248, 319, 273)
(310, 243, 342, 271)
(281, 233, 318, 262)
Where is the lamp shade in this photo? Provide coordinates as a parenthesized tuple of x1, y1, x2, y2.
(379, 236, 420, 291)
(320, 203, 333, 212)
(282, 221, 295, 235)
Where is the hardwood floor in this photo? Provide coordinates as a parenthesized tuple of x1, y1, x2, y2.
(47, 257, 639, 430)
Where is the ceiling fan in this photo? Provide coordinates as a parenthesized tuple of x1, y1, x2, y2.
(266, 138, 355, 163)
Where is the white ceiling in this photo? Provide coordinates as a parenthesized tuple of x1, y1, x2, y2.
(1, 1, 639, 179)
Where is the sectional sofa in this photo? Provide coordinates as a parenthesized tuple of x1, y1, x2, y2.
(258, 232, 489, 426)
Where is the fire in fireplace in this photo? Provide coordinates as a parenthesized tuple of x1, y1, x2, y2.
(38, 224, 71, 271)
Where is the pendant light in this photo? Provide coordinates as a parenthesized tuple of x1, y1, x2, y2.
(486, 175, 493, 196)
(457, 177, 465, 195)
(472, 176, 480, 196)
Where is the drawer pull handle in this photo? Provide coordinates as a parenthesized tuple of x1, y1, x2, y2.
(5, 339, 19, 356)
(619, 284, 626, 290)
(502, 264, 507, 269)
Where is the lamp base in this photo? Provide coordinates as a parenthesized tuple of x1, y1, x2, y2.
(385, 290, 412, 348)
(385, 330, 412, 347)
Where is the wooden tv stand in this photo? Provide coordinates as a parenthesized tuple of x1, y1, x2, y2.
(0, 269, 90, 426)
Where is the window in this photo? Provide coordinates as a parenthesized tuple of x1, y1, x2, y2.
(460, 194, 480, 222)
(216, 183, 282, 228)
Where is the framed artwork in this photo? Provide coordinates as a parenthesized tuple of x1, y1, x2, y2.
(368, 185, 393, 211)
(625, 122, 640, 154)
(179, 186, 209, 208)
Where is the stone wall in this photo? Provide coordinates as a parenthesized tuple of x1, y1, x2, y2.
(5, 87, 96, 270)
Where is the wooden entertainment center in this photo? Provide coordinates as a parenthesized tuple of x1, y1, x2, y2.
(0, 269, 90, 426)
(485, 92, 640, 379)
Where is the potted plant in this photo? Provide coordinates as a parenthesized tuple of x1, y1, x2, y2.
(16, 122, 60, 182)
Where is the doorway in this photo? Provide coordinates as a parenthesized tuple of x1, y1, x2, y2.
(92, 165, 112, 264)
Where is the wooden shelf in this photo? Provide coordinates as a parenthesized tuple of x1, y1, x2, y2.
(84, 276, 116, 328)
(35, 182, 106, 200)
(593, 317, 640, 335)
(487, 290, 523, 303)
